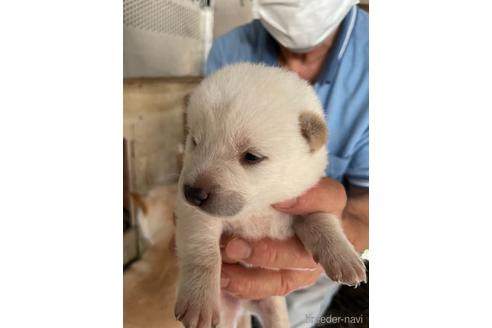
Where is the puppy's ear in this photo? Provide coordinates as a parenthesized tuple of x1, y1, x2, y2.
(129, 192, 148, 215)
(299, 112, 327, 152)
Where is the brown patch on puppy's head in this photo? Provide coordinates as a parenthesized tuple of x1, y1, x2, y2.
(299, 111, 328, 152)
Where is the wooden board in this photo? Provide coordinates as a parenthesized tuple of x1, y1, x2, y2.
(124, 78, 198, 194)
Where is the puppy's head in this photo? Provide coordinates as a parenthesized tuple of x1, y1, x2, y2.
(180, 63, 328, 217)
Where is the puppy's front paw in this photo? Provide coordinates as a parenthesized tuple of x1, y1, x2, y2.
(317, 242, 367, 286)
(174, 286, 220, 328)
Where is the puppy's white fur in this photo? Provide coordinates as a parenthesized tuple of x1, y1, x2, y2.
(175, 63, 366, 328)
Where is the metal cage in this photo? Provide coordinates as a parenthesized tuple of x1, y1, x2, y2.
(124, 0, 213, 78)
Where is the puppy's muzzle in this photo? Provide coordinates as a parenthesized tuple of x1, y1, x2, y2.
(183, 183, 245, 217)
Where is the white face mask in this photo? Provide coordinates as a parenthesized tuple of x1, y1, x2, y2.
(252, 0, 359, 53)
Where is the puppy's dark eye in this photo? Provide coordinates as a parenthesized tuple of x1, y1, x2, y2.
(242, 152, 264, 165)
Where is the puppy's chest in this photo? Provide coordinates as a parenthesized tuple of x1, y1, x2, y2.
(222, 210, 294, 240)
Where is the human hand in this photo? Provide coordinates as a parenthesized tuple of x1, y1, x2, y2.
(220, 177, 347, 300)
(272, 177, 347, 217)
(274, 177, 369, 252)
(220, 236, 322, 300)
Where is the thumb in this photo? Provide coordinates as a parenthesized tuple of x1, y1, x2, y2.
(272, 178, 346, 215)
(271, 195, 310, 215)
(272, 197, 299, 210)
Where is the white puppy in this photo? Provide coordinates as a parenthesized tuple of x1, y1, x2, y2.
(174, 63, 366, 328)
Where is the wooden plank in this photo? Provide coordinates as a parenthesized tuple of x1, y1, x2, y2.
(124, 79, 196, 193)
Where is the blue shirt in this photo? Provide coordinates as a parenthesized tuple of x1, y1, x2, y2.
(206, 6, 369, 188)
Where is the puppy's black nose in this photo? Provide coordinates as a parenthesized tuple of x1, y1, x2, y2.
(184, 184, 209, 206)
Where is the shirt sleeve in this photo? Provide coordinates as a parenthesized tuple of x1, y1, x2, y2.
(345, 127, 369, 188)
(205, 39, 225, 77)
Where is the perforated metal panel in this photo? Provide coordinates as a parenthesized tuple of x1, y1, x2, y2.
(124, 0, 213, 78)
(124, 0, 202, 39)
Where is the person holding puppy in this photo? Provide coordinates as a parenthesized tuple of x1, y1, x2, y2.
(206, 0, 368, 326)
